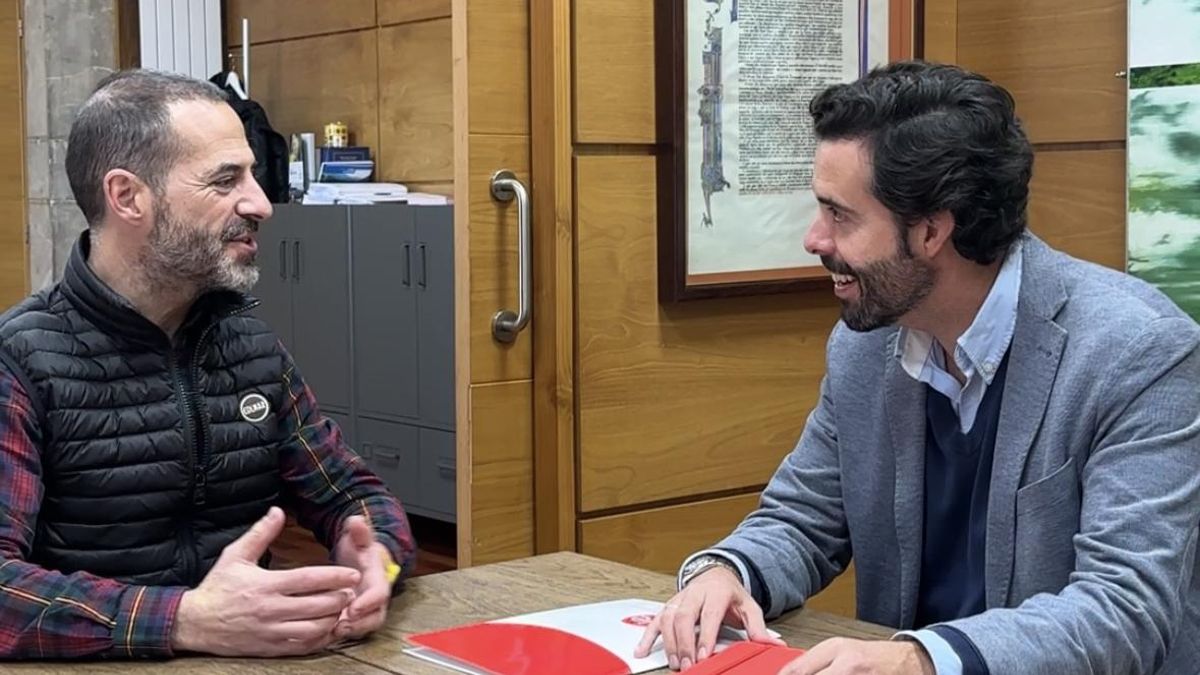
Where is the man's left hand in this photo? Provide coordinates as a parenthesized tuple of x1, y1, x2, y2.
(779, 638, 935, 675)
(331, 515, 394, 640)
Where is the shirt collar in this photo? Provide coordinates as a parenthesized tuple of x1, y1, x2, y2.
(896, 239, 1024, 385)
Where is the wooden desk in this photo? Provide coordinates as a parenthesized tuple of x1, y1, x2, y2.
(342, 552, 890, 674)
(6, 552, 889, 674)
(3, 652, 386, 674)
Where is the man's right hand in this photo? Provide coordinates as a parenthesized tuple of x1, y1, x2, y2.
(633, 566, 784, 671)
(171, 506, 362, 657)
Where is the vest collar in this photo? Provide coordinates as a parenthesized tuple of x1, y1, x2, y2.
(61, 230, 258, 347)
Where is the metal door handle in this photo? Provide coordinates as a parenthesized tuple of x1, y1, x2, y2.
(279, 240, 287, 280)
(418, 243, 428, 289)
(403, 243, 411, 287)
(292, 241, 301, 281)
(490, 169, 531, 343)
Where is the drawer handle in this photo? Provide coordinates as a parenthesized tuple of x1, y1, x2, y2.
(376, 450, 402, 463)
(418, 243, 428, 289)
(437, 460, 455, 477)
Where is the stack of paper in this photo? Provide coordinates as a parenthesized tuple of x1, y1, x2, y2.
(303, 182, 409, 205)
(405, 192, 453, 206)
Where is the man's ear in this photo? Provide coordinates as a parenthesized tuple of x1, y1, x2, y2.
(912, 210, 955, 258)
(102, 169, 153, 227)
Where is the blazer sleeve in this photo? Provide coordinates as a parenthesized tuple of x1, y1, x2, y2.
(713, 330, 853, 619)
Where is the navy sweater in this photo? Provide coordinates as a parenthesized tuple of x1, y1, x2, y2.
(726, 353, 1010, 674)
(917, 351, 1010, 674)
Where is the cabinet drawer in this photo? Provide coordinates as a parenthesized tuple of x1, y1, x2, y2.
(418, 428, 456, 519)
(357, 419, 419, 507)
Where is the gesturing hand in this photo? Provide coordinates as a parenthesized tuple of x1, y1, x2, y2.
(331, 515, 395, 641)
(171, 506, 362, 657)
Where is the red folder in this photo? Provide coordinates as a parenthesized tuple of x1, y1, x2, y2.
(685, 641, 807, 675)
(403, 599, 788, 675)
(410, 621, 631, 675)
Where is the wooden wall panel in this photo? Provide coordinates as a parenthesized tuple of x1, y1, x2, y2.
(576, 155, 840, 512)
(579, 492, 857, 617)
(226, 0, 375, 46)
(0, 0, 22, 202)
(249, 31, 380, 156)
(1028, 148, 1126, 270)
(531, 0, 578, 553)
(923, 0, 957, 64)
(0, 1, 25, 310)
(0, 200, 26, 311)
(379, 0, 451, 26)
(465, 380, 535, 565)
(467, 135, 533, 384)
(379, 20, 454, 183)
(580, 493, 762, 573)
(574, 0, 655, 144)
(467, 0, 529, 135)
(407, 181, 455, 196)
(956, 0, 1126, 144)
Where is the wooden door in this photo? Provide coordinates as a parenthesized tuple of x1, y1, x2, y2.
(454, 0, 566, 565)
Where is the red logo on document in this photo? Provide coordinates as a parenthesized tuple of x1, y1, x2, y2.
(621, 614, 656, 627)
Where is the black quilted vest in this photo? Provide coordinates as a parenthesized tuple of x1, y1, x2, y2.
(0, 233, 286, 587)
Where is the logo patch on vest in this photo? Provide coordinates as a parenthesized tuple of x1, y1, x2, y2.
(239, 393, 271, 423)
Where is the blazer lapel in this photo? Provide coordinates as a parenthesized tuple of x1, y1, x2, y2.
(985, 236, 1068, 607)
(885, 332, 928, 629)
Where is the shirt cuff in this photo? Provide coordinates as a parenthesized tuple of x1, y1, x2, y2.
(678, 549, 751, 592)
(374, 530, 412, 595)
(895, 629, 963, 675)
(110, 585, 187, 659)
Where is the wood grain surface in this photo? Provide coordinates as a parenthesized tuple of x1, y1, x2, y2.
(5, 653, 386, 674)
(956, 0, 1127, 144)
(225, 0, 375, 46)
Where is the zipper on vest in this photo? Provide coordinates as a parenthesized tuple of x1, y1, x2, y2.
(175, 300, 259, 586)
(166, 348, 202, 586)
(185, 300, 259, 499)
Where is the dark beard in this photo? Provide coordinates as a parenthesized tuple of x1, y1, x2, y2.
(822, 239, 936, 332)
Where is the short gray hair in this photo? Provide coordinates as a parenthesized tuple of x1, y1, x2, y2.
(66, 69, 229, 226)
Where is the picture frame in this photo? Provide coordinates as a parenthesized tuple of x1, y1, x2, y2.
(656, 0, 918, 302)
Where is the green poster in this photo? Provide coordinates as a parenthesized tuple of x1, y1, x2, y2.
(1127, 3, 1200, 320)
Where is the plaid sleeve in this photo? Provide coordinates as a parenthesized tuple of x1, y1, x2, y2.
(0, 362, 185, 659)
(276, 346, 417, 580)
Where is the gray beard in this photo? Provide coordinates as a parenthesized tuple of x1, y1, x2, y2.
(139, 210, 259, 295)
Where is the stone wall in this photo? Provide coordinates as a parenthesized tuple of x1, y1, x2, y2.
(23, 0, 116, 289)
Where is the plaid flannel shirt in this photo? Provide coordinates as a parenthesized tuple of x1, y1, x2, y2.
(0, 349, 415, 659)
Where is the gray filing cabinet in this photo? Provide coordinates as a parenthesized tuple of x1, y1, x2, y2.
(253, 203, 455, 523)
(255, 206, 351, 414)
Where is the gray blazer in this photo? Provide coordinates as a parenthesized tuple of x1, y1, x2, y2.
(717, 235, 1200, 674)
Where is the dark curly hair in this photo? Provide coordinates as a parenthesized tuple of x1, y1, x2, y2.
(810, 60, 1034, 265)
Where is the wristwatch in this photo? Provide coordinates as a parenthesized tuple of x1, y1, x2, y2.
(679, 554, 741, 589)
